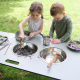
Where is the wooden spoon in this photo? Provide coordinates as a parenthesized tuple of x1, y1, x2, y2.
(0, 43, 9, 51)
(47, 54, 59, 68)
(4, 43, 11, 55)
(20, 39, 23, 51)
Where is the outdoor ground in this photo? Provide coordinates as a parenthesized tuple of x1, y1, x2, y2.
(0, 0, 80, 80)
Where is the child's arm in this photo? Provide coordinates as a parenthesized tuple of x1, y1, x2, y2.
(49, 19, 55, 38)
(28, 19, 43, 38)
(18, 16, 30, 40)
(59, 17, 72, 42)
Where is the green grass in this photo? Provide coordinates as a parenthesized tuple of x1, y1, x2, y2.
(6, 60, 19, 65)
(0, 64, 56, 80)
(0, 35, 3, 38)
(0, 0, 80, 80)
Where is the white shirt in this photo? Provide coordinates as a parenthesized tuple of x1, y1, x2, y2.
(28, 15, 42, 32)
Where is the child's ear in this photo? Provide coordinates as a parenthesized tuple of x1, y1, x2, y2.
(63, 12, 65, 16)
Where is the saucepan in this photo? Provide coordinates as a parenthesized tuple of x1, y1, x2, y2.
(39, 33, 50, 46)
(15, 31, 30, 42)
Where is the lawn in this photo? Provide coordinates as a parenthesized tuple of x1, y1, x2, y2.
(0, 0, 80, 80)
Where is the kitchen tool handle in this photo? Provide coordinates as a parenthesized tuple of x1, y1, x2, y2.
(47, 54, 58, 68)
(0, 43, 9, 51)
(39, 33, 44, 37)
(20, 39, 23, 51)
(4, 43, 11, 55)
(0, 36, 8, 45)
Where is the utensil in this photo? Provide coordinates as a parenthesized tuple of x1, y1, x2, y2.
(20, 39, 22, 51)
(47, 54, 60, 68)
(0, 43, 9, 51)
(39, 33, 50, 46)
(54, 54, 64, 63)
(4, 43, 11, 55)
(49, 48, 64, 62)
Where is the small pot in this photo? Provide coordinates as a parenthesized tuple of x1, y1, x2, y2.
(39, 33, 50, 46)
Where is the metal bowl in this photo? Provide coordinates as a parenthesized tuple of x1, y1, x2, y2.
(15, 31, 30, 41)
(39, 47, 67, 63)
(12, 42, 38, 56)
(67, 40, 80, 51)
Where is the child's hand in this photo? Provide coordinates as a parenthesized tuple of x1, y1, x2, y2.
(19, 34, 24, 41)
(28, 33, 35, 38)
(50, 38, 61, 44)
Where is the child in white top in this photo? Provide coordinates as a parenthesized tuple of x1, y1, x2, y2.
(18, 2, 44, 41)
